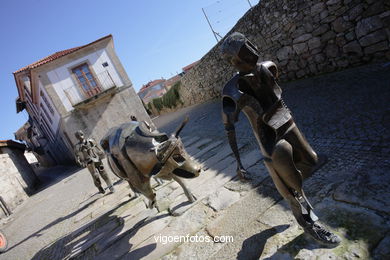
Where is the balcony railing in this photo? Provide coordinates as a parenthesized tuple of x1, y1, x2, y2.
(64, 70, 116, 106)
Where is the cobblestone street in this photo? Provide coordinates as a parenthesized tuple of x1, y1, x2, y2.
(0, 62, 389, 259)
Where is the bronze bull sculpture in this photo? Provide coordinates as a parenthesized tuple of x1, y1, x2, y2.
(100, 117, 201, 208)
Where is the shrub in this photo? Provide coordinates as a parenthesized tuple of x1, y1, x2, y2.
(150, 81, 183, 112)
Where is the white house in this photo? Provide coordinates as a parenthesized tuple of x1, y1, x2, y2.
(14, 35, 151, 166)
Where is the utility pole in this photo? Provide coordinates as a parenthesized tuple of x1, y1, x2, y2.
(202, 7, 221, 43)
(247, 0, 253, 8)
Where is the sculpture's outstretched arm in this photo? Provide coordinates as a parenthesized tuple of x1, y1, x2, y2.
(224, 121, 248, 180)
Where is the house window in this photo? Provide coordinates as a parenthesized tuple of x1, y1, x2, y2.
(40, 103, 53, 124)
(40, 90, 55, 115)
(72, 64, 101, 97)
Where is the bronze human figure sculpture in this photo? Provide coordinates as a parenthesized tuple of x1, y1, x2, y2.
(100, 117, 201, 209)
(74, 130, 115, 194)
(220, 32, 341, 245)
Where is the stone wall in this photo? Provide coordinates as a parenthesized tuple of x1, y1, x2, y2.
(0, 142, 38, 218)
(180, 0, 390, 106)
(62, 86, 153, 150)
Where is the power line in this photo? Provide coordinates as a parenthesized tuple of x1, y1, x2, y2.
(201, 0, 253, 42)
(202, 7, 221, 43)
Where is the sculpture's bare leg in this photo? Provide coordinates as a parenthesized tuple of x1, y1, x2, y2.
(268, 139, 318, 227)
(96, 161, 114, 192)
(284, 126, 326, 179)
(87, 164, 104, 194)
(172, 175, 196, 203)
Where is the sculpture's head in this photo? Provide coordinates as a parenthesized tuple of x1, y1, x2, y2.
(220, 32, 259, 73)
(156, 117, 202, 179)
(75, 130, 85, 141)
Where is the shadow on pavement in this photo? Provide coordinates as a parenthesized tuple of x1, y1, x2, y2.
(30, 199, 131, 260)
(33, 165, 80, 193)
(7, 197, 100, 252)
(264, 232, 331, 259)
(31, 200, 170, 260)
(237, 224, 289, 260)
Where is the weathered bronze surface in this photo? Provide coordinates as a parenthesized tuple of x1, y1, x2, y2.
(74, 130, 114, 194)
(100, 117, 201, 208)
(220, 32, 340, 245)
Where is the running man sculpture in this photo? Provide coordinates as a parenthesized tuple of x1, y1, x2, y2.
(74, 130, 115, 194)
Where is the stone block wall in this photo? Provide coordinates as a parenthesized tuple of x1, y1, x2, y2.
(0, 145, 38, 218)
(62, 86, 153, 150)
(180, 0, 390, 106)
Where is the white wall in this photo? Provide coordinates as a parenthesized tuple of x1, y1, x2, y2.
(46, 48, 124, 112)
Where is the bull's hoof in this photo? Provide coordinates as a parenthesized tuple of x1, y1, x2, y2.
(98, 187, 105, 194)
(148, 199, 157, 209)
(237, 168, 251, 181)
(188, 194, 197, 203)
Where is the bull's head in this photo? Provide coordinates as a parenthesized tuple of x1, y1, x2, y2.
(155, 117, 201, 179)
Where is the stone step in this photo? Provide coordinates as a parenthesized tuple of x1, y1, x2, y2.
(206, 180, 282, 239)
(67, 216, 121, 259)
(94, 207, 159, 255)
(162, 230, 226, 260)
(96, 212, 172, 260)
(209, 219, 276, 260)
(123, 203, 213, 260)
(191, 149, 263, 200)
(168, 193, 200, 217)
(164, 147, 258, 207)
(192, 140, 224, 159)
(182, 136, 201, 147)
(162, 143, 239, 203)
(73, 182, 130, 224)
(186, 138, 213, 155)
(161, 178, 281, 259)
(223, 161, 269, 194)
(200, 143, 244, 170)
(165, 156, 236, 204)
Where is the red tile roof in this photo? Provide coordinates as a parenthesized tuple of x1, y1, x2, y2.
(144, 88, 166, 100)
(13, 34, 113, 74)
(139, 79, 166, 93)
(182, 60, 200, 72)
(164, 74, 181, 87)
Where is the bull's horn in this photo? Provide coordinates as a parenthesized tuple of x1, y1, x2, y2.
(174, 116, 189, 137)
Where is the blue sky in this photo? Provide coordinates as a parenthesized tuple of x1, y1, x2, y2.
(0, 0, 254, 140)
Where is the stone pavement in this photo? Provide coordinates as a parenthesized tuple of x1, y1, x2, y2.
(0, 62, 389, 260)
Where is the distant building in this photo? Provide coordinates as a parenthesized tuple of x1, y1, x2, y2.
(0, 140, 38, 218)
(182, 60, 200, 74)
(138, 79, 167, 104)
(164, 74, 182, 91)
(138, 60, 199, 104)
(14, 35, 151, 166)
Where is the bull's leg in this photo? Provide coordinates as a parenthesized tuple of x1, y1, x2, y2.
(153, 177, 164, 187)
(127, 180, 140, 198)
(172, 175, 196, 203)
(138, 180, 156, 209)
(118, 157, 156, 208)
